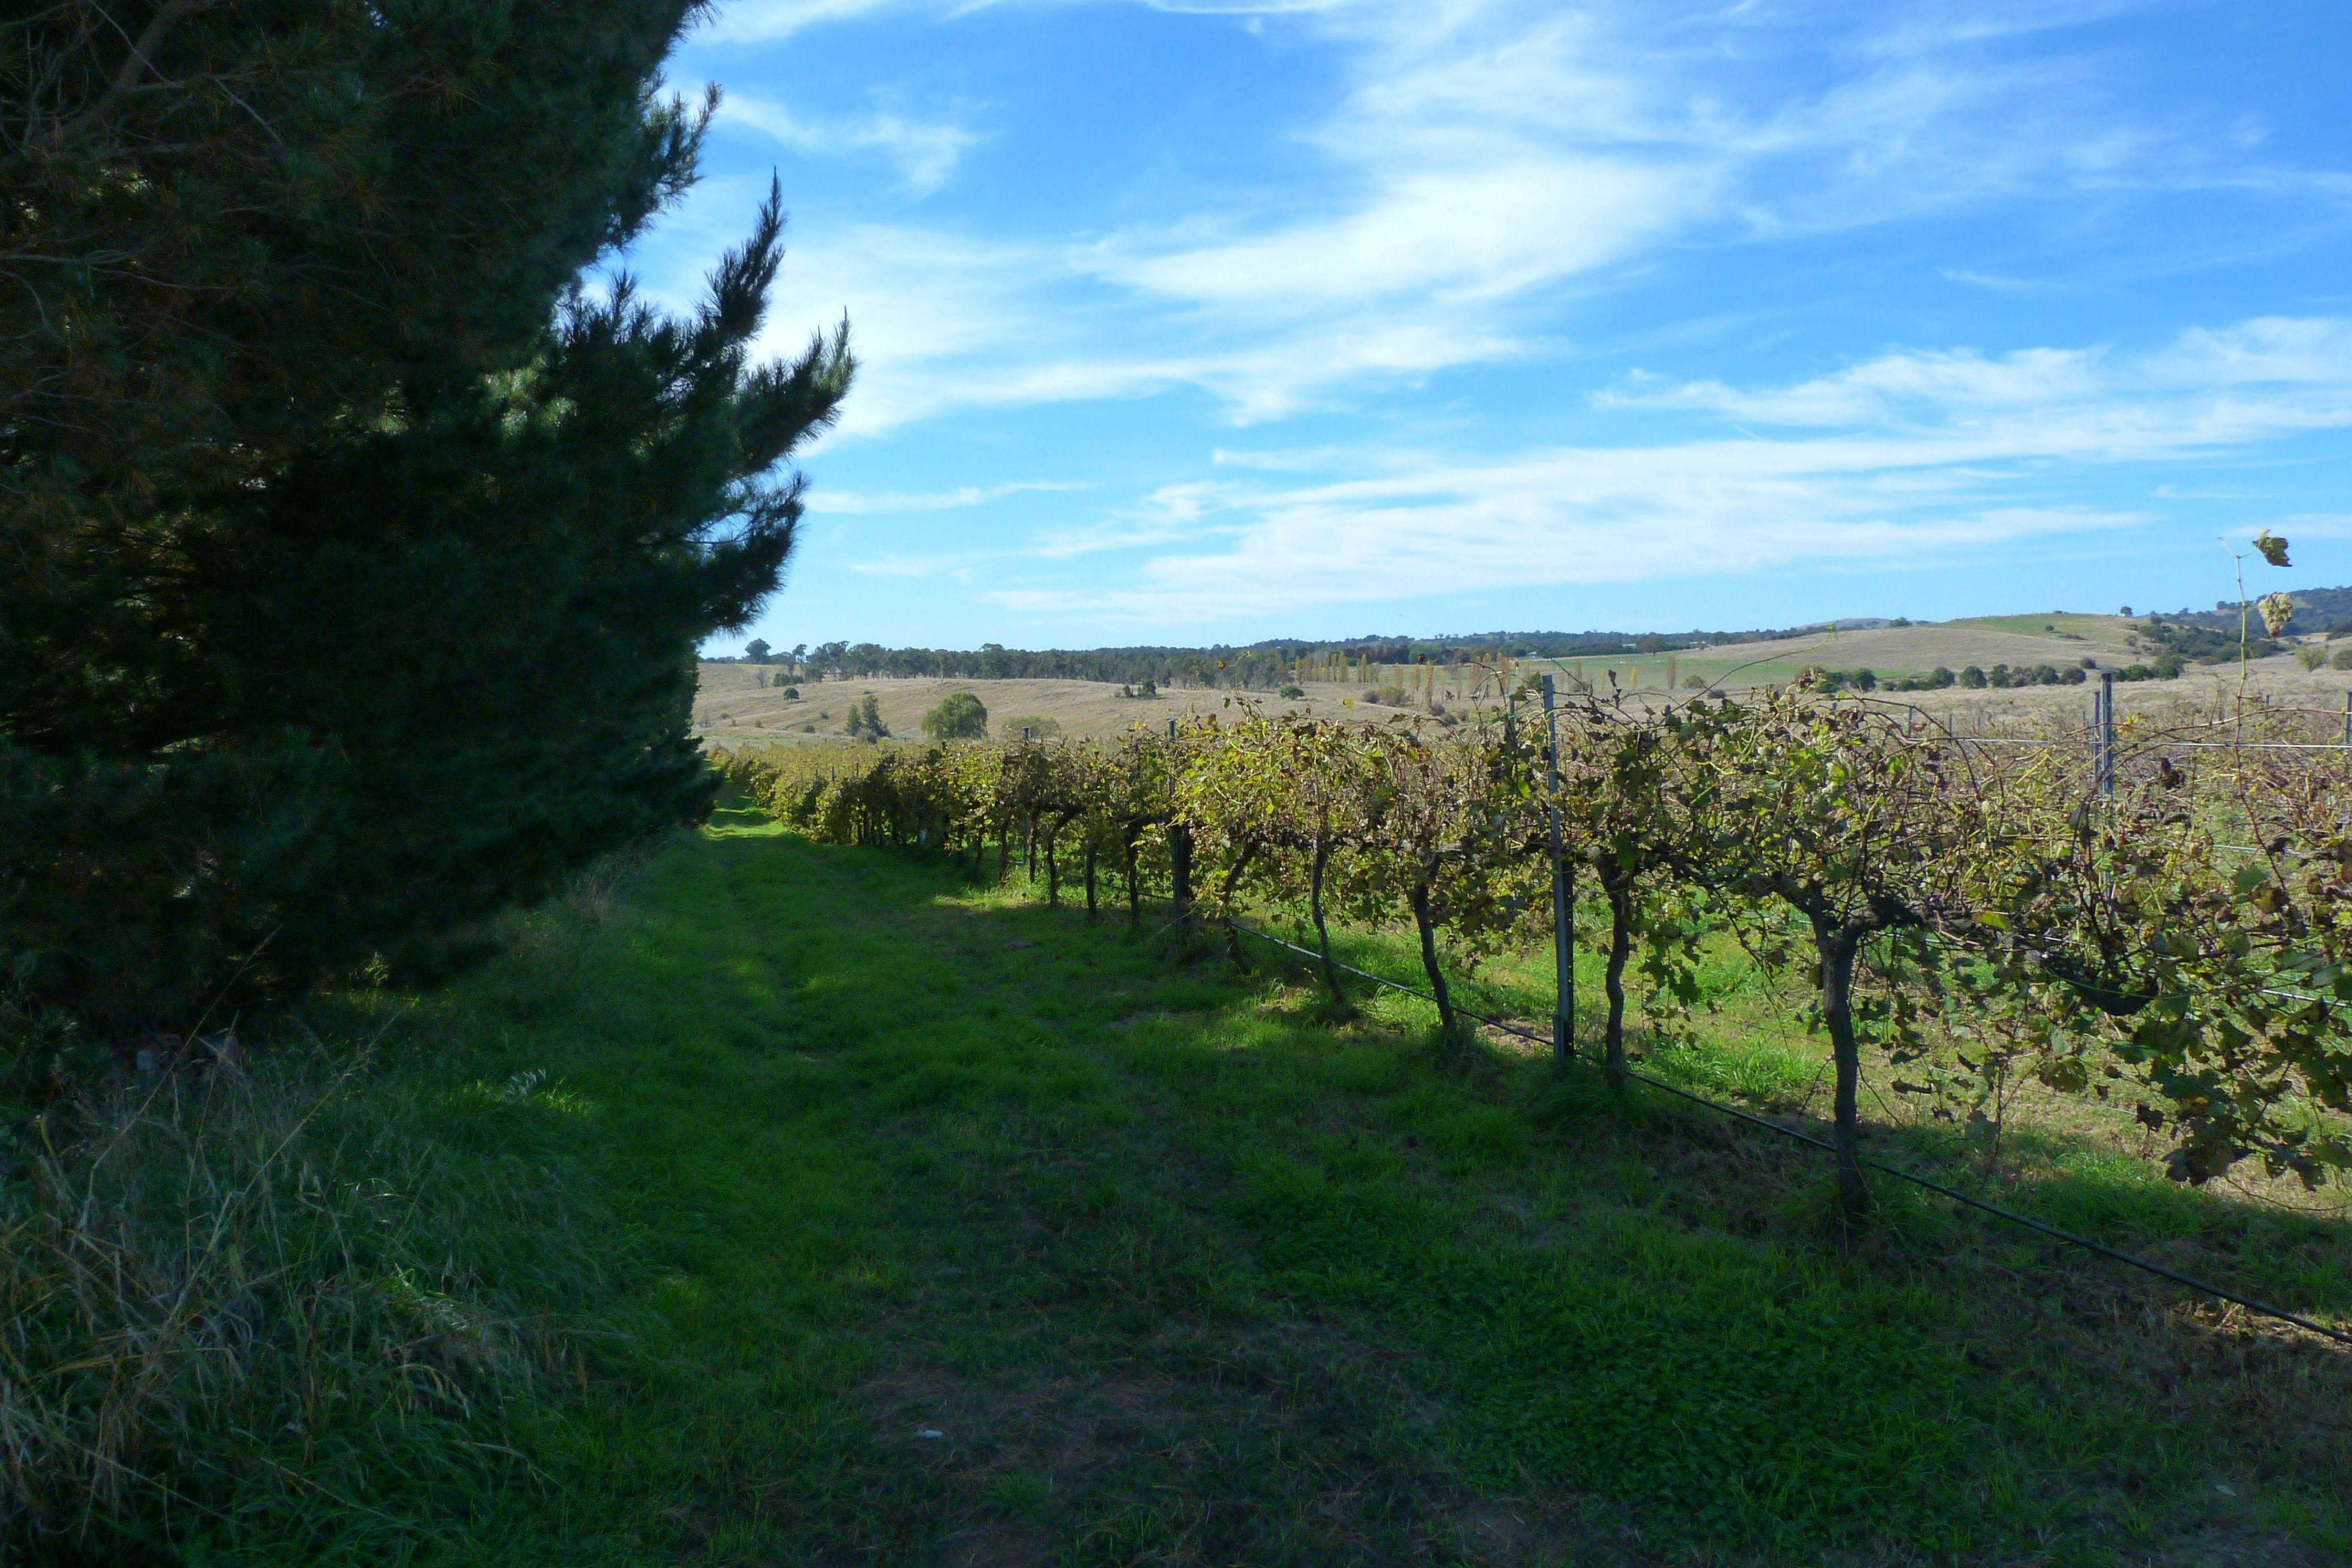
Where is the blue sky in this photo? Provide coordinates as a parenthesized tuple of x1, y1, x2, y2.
(633, 0, 2352, 652)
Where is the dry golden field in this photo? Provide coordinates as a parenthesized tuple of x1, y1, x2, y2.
(695, 611, 2352, 746)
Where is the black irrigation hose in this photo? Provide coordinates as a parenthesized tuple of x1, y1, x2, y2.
(1225, 918, 2352, 1350)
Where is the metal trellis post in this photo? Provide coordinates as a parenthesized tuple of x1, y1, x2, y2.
(2098, 672, 2117, 798)
(1542, 676, 1573, 1063)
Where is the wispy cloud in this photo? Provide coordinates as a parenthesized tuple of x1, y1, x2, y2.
(701, 0, 929, 43)
(806, 480, 1084, 514)
(1938, 267, 2065, 294)
(721, 92, 979, 195)
(657, 0, 2352, 644)
(1027, 482, 1244, 558)
(710, 0, 2351, 435)
(985, 313, 2352, 622)
(1600, 318, 2352, 442)
(842, 549, 992, 579)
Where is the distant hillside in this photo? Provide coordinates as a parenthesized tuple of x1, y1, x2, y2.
(2156, 584, 2352, 637)
(729, 618, 1912, 686)
(723, 592, 2352, 687)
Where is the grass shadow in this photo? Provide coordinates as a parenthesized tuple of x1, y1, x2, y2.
(334, 809, 2352, 1567)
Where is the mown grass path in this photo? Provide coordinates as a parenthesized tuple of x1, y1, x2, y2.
(434, 806, 2351, 1566)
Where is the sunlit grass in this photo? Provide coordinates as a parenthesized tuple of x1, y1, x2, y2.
(44, 800, 2341, 1562)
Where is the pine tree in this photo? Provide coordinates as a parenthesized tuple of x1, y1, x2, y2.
(2, 5, 852, 1025)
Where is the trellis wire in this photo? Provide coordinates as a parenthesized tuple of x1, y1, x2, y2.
(1956, 737, 2352, 752)
(1225, 918, 2352, 1350)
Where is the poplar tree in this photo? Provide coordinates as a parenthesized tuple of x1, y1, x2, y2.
(2, 3, 852, 1024)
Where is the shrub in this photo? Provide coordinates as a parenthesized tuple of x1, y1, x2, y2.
(2296, 645, 2328, 671)
(2334, 648, 2352, 672)
(1960, 665, 1987, 688)
(920, 691, 989, 742)
(782, 686, 800, 701)
(1279, 685, 1305, 700)
(1886, 665, 1959, 692)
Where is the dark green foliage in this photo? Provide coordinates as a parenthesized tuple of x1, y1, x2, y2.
(1, 3, 851, 1027)
(845, 694, 889, 740)
(921, 691, 989, 741)
(2137, 618, 2277, 666)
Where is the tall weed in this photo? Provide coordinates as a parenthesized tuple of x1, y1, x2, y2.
(0, 1031, 613, 1559)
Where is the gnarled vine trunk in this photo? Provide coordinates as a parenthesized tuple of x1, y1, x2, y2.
(1043, 811, 1073, 907)
(1408, 879, 1460, 1046)
(1218, 843, 1256, 966)
(1169, 822, 1195, 947)
(1604, 881, 1633, 1094)
(1811, 916, 1870, 1228)
(1309, 835, 1347, 1009)
(1123, 826, 1143, 928)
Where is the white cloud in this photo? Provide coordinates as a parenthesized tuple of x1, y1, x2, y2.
(667, 0, 2352, 636)
(1600, 347, 2110, 426)
(1028, 481, 1243, 557)
(992, 447, 2140, 621)
(701, 0, 925, 42)
(721, 93, 978, 195)
(712, 0, 2322, 434)
(1938, 268, 2063, 294)
(1089, 157, 1707, 311)
(1600, 320, 2352, 443)
(985, 313, 2352, 622)
(806, 480, 1086, 513)
(1136, 1, 1345, 13)
(842, 550, 991, 578)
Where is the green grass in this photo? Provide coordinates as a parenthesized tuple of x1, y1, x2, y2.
(177, 803, 2352, 1564)
(1946, 613, 2122, 640)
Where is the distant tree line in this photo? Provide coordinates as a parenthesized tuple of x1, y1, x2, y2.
(721, 623, 1846, 689)
(724, 595, 2352, 691)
